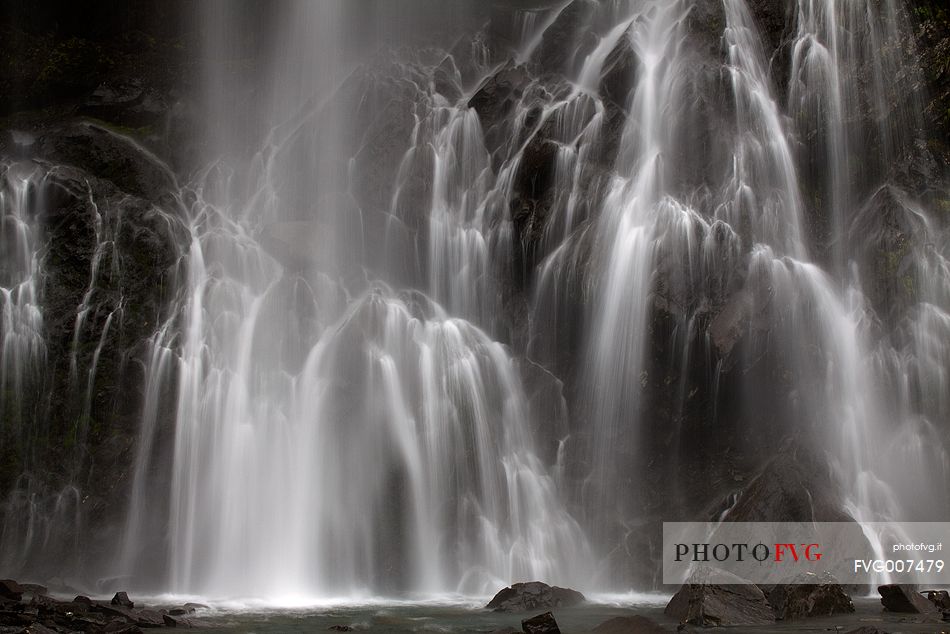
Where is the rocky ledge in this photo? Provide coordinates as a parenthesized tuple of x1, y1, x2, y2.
(664, 568, 950, 628)
(0, 580, 208, 633)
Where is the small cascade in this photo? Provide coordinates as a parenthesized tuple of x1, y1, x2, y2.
(0, 163, 47, 442)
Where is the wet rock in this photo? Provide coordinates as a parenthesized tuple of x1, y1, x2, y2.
(521, 611, 560, 634)
(328, 626, 353, 632)
(58, 613, 108, 632)
(0, 609, 34, 627)
(599, 25, 638, 111)
(878, 584, 938, 613)
(590, 614, 669, 633)
(533, 0, 598, 75)
(17, 624, 58, 634)
(103, 620, 144, 634)
(111, 592, 134, 609)
(708, 290, 752, 359)
(843, 628, 890, 634)
(163, 613, 194, 627)
(92, 602, 165, 628)
(468, 61, 530, 132)
(664, 567, 775, 627)
(80, 80, 169, 128)
(32, 121, 178, 202)
(724, 445, 854, 522)
(767, 571, 854, 619)
(433, 56, 462, 103)
(73, 596, 94, 607)
(924, 589, 950, 610)
(0, 580, 25, 601)
(487, 581, 586, 612)
(18, 584, 48, 597)
(182, 603, 208, 612)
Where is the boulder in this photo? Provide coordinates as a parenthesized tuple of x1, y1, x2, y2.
(723, 445, 854, 522)
(58, 613, 107, 631)
(767, 571, 854, 619)
(0, 580, 24, 601)
(521, 612, 560, 634)
(878, 584, 938, 613)
(92, 602, 165, 628)
(103, 621, 144, 634)
(0, 610, 34, 627)
(590, 615, 669, 633)
(664, 567, 775, 627)
(163, 613, 195, 627)
(18, 584, 47, 597)
(487, 582, 586, 612)
(923, 589, 950, 610)
(111, 592, 135, 608)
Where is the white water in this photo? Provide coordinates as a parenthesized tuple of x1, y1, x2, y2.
(0, 0, 946, 598)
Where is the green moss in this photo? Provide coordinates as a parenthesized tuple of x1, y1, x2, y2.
(901, 275, 916, 299)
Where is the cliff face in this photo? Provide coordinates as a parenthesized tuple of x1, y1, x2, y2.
(0, 1, 947, 589)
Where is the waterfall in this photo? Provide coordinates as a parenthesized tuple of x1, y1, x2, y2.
(0, 0, 947, 598)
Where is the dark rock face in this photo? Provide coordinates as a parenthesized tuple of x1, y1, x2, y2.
(599, 25, 638, 111)
(468, 61, 532, 159)
(521, 611, 560, 634)
(924, 589, 950, 610)
(664, 567, 775, 627)
(723, 446, 854, 522)
(878, 584, 938, 613)
(767, 572, 855, 620)
(590, 615, 669, 633)
(110, 592, 134, 608)
(0, 580, 24, 601)
(533, 0, 598, 75)
(487, 582, 586, 613)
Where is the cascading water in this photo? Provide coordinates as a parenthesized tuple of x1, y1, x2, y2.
(0, 0, 947, 600)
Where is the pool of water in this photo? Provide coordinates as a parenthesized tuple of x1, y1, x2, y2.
(131, 596, 945, 633)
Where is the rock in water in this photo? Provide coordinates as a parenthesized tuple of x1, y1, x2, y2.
(843, 628, 891, 634)
(18, 584, 47, 597)
(521, 612, 560, 634)
(0, 580, 24, 601)
(767, 571, 854, 619)
(923, 589, 950, 610)
(664, 567, 775, 627)
(487, 582, 586, 613)
(111, 592, 134, 608)
(878, 584, 938, 613)
(590, 615, 669, 633)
